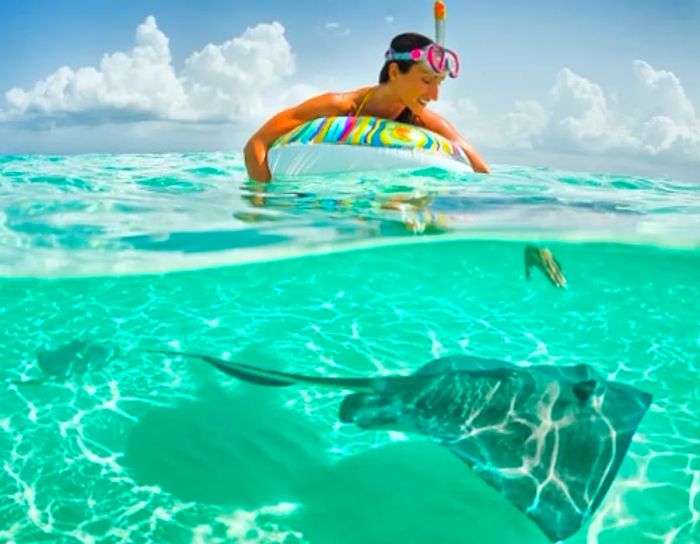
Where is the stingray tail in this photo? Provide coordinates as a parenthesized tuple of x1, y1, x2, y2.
(147, 350, 376, 393)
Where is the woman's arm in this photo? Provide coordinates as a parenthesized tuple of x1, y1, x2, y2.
(416, 109, 491, 174)
(244, 92, 354, 182)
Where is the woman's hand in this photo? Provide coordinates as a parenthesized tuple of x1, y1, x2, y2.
(415, 109, 491, 173)
(457, 138, 491, 174)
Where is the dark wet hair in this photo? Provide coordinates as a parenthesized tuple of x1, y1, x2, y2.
(378, 32, 434, 84)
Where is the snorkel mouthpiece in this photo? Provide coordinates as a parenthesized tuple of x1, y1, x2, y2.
(434, 1, 446, 46)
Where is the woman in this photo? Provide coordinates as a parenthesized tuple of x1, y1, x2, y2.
(244, 32, 491, 182)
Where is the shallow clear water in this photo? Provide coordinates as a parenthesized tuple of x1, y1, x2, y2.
(1, 153, 698, 543)
(1, 153, 697, 276)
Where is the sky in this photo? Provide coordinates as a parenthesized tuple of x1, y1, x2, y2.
(1, 0, 699, 181)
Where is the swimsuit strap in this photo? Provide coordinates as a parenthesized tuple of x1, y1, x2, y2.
(352, 87, 374, 117)
(352, 88, 415, 124)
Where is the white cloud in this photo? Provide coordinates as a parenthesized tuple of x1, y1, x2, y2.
(548, 63, 700, 161)
(1, 16, 317, 125)
(549, 67, 640, 152)
(4, 17, 191, 121)
(322, 22, 351, 37)
(434, 96, 548, 150)
(496, 100, 549, 149)
(445, 61, 700, 166)
(631, 60, 700, 158)
(181, 21, 297, 119)
(632, 60, 695, 122)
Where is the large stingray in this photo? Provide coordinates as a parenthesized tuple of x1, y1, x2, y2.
(150, 350, 652, 542)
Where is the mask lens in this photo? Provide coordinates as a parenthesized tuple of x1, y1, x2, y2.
(426, 46, 459, 77)
(426, 45, 444, 72)
(445, 50, 459, 77)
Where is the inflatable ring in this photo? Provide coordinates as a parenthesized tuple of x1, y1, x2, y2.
(268, 115, 472, 177)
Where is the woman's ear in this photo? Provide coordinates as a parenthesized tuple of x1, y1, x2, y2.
(388, 62, 399, 81)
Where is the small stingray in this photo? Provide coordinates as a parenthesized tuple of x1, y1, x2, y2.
(39, 340, 88, 377)
(149, 350, 652, 542)
(11, 340, 119, 386)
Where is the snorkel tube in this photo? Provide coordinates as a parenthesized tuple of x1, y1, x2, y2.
(434, 0, 446, 46)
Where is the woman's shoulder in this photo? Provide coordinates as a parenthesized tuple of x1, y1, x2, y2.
(286, 88, 363, 116)
(322, 86, 374, 115)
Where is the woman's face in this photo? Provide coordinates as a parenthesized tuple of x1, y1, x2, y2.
(390, 62, 446, 113)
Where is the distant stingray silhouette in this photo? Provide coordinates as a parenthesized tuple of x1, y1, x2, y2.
(149, 350, 652, 542)
(10, 340, 119, 385)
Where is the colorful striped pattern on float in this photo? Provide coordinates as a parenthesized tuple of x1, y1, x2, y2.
(271, 116, 470, 165)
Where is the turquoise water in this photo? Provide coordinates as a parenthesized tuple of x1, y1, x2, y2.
(1, 153, 699, 543)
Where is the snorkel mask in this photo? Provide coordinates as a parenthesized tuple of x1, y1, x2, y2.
(384, 1, 460, 78)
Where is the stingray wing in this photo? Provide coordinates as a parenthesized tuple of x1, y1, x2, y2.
(415, 355, 517, 375)
(414, 364, 652, 541)
(340, 357, 652, 541)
